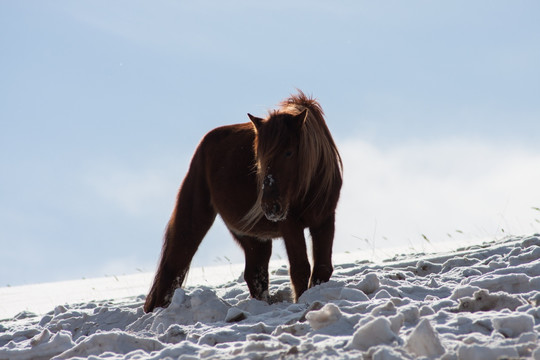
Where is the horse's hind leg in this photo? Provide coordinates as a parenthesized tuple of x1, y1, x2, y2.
(144, 162, 216, 313)
(232, 234, 272, 301)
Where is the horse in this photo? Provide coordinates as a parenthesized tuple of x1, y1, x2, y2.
(144, 91, 343, 313)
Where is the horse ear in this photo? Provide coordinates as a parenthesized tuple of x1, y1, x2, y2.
(292, 109, 308, 132)
(248, 113, 264, 130)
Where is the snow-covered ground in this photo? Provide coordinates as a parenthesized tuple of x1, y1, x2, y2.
(2, 234, 540, 360)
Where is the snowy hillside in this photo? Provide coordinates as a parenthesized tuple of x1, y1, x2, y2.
(2, 234, 540, 359)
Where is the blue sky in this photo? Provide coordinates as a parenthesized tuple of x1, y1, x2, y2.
(1, 1, 539, 286)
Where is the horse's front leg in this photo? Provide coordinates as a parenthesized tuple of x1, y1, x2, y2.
(281, 222, 311, 302)
(232, 234, 272, 301)
(309, 213, 335, 287)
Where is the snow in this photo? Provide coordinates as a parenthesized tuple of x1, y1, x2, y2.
(348, 317, 399, 351)
(405, 318, 445, 357)
(2, 234, 540, 359)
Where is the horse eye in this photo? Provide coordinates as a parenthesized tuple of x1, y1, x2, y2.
(285, 150, 293, 158)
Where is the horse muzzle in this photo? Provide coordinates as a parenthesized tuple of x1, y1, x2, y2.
(262, 201, 288, 222)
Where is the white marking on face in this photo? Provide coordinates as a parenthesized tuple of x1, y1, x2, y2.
(266, 174, 275, 187)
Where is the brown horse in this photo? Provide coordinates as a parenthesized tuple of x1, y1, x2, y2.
(144, 91, 343, 313)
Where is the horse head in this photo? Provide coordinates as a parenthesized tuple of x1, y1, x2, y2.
(248, 109, 308, 222)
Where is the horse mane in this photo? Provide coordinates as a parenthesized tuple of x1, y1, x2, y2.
(240, 91, 343, 231)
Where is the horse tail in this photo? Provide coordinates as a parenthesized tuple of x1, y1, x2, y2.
(144, 142, 217, 312)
